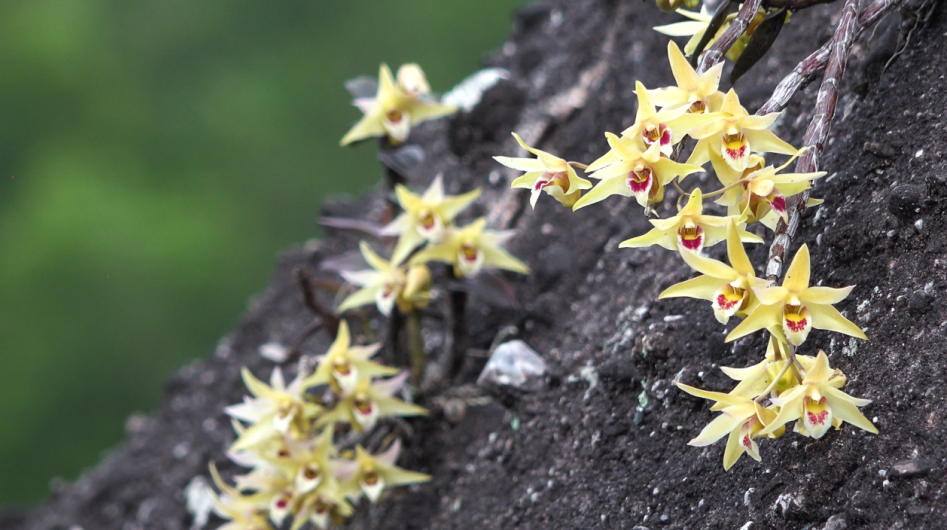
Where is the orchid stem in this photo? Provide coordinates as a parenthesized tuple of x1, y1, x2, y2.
(701, 179, 747, 199)
(672, 180, 688, 211)
(786, 343, 807, 381)
(442, 269, 468, 382)
(406, 309, 425, 386)
(754, 359, 793, 403)
(379, 137, 405, 223)
(293, 267, 339, 337)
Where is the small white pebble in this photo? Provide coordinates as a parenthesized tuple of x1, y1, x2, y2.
(653, 487, 660, 496)
(259, 342, 288, 363)
(915, 149, 924, 158)
(914, 219, 924, 231)
(878, 469, 887, 477)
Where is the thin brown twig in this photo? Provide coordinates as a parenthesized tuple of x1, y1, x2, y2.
(286, 318, 323, 363)
(764, 0, 861, 282)
(294, 267, 340, 336)
(883, 0, 935, 73)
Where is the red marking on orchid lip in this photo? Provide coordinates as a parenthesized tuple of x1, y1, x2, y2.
(680, 235, 703, 250)
(534, 171, 569, 193)
(807, 409, 829, 425)
(419, 211, 436, 229)
(742, 434, 752, 449)
(627, 172, 652, 194)
(276, 499, 288, 509)
(716, 294, 740, 310)
(643, 123, 669, 146)
(725, 145, 748, 161)
(386, 109, 403, 123)
(785, 316, 808, 332)
(770, 195, 787, 213)
(461, 244, 479, 262)
(679, 225, 703, 250)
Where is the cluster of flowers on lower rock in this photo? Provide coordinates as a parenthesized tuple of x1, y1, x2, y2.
(208, 322, 430, 529)
(205, 61, 533, 530)
(496, 39, 877, 470)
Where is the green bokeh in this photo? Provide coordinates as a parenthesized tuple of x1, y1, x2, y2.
(0, 0, 525, 506)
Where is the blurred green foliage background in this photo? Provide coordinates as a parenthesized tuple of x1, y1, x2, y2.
(0, 0, 525, 506)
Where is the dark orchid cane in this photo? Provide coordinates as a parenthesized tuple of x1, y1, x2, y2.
(764, 0, 861, 282)
(758, 0, 904, 115)
(696, 0, 764, 74)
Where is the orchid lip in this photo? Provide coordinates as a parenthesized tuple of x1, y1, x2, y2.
(782, 304, 812, 346)
(712, 284, 747, 324)
(386, 109, 404, 123)
(722, 132, 749, 169)
(677, 224, 704, 251)
(688, 100, 707, 114)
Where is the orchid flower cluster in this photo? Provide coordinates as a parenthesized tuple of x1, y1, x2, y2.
(209, 321, 430, 530)
(497, 39, 877, 469)
(209, 62, 530, 529)
(335, 64, 527, 320)
(337, 174, 528, 320)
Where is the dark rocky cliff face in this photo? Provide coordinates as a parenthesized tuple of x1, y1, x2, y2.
(10, 1, 947, 529)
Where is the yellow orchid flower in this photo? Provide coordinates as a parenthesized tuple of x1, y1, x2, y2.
(247, 432, 345, 527)
(648, 41, 726, 114)
(574, 133, 703, 209)
(337, 242, 431, 316)
(757, 351, 878, 439)
(303, 321, 398, 394)
(291, 480, 354, 530)
(209, 463, 276, 530)
(675, 383, 783, 470)
(316, 373, 427, 432)
(410, 218, 529, 278)
(711, 150, 825, 229)
(688, 89, 797, 172)
(495, 132, 592, 208)
(619, 188, 762, 253)
(226, 368, 322, 451)
(338, 242, 405, 316)
(380, 175, 482, 265)
(726, 244, 867, 346)
(659, 221, 769, 323)
(336, 439, 431, 503)
(713, 331, 835, 411)
(622, 81, 725, 156)
(340, 63, 457, 146)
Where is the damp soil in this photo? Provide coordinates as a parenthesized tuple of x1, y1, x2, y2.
(8, 1, 947, 529)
